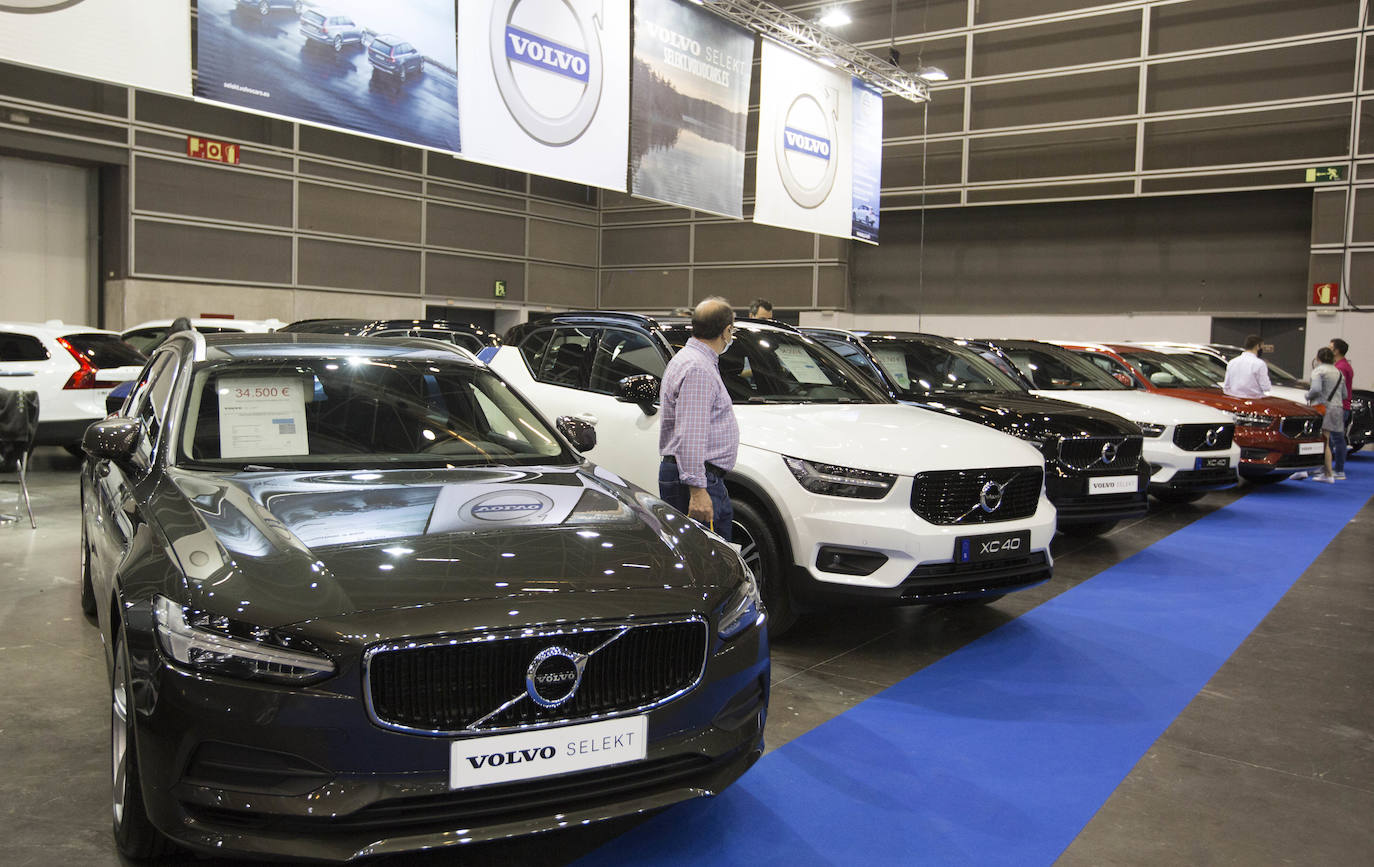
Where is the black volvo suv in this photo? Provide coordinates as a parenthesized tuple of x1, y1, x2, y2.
(805, 329, 1150, 536)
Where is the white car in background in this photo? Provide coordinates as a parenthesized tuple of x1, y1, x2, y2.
(485, 313, 1057, 634)
(121, 318, 286, 354)
(0, 321, 146, 450)
(972, 339, 1241, 503)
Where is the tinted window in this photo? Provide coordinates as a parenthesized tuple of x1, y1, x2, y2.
(812, 336, 886, 387)
(589, 329, 666, 394)
(1002, 344, 1127, 391)
(533, 328, 593, 388)
(864, 337, 1024, 395)
(373, 38, 395, 52)
(179, 357, 568, 469)
(1117, 350, 1218, 388)
(0, 332, 49, 362)
(302, 10, 324, 24)
(63, 333, 146, 368)
(713, 328, 889, 404)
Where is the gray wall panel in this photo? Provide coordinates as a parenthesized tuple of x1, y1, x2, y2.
(600, 269, 690, 310)
(427, 203, 525, 255)
(135, 156, 293, 226)
(135, 221, 292, 283)
(426, 252, 525, 301)
(602, 226, 691, 266)
(695, 222, 815, 263)
(1147, 41, 1358, 113)
(970, 68, 1139, 130)
(527, 263, 597, 307)
(528, 219, 598, 267)
(972, 12, 1141, 78)
(298, 239, 420, 293)
(1151, 0, 1359, 55)
(693, 267, 813, 307)
(1314, 190, 1349, 244)
(298, 183, 422, 243)
(1143, 104, 1351, 170)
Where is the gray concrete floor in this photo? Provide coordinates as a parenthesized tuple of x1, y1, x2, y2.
(1, 448, 1369, 865)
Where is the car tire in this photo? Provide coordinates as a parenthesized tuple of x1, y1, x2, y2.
(334, 35, 343, 52)
(111, 623, 174, 859)
(258, 0, 269, 16)
(731, 499, 796, 637)
(80, 516, 96, 617)
(399, 65, 407, 82)
(294, 0, 303, 14)
(1058, 519, 1118, 537)
(65, 443, 84, 458)
(1152, 489, 1205, 504)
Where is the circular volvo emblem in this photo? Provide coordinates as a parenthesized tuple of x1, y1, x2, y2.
(526, 646, 583, 708)
(0, 0, 87, 11)
(979, 480, 1005, 514)
(1100, 441, 1119, 464)
(775, 91, 839, 209)
(490, 0, 603, 146)
(460, 490, 554, 522)
(1204, 428, 1219, 447)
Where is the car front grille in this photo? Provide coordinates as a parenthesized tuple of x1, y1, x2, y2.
(1057, 435, 1143, 471)
(365, 618, 707, 735)
(911, 466, 1043, 525)
(1280, 416, 1321, 439)
(1173, 423, 1235, 451)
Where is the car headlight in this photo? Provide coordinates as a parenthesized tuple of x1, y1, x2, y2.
(717, 563, 764, 640)
(1231, 411, 1270, 427)
(1137, 422, 1166, 437)
(154, 596, 335, 684)
(783, 456, 897, 499)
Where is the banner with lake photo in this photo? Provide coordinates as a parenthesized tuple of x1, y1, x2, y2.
(629, 0, 755, 218)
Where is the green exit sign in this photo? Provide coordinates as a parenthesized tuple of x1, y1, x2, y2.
(494, 280, 507, 298)
(1305, 166, 1343, 182)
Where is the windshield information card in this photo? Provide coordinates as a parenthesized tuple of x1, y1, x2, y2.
(218, 377, 309, 459)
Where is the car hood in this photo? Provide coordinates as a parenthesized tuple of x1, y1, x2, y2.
(1266, 385, 1310, 404)
(897, 391, 1138, 440)
(736, 403, 1042, 472)
(1028, 388, 1234, 425)
(1147, 387, 1319, 417)
(153, 465, 737, 629)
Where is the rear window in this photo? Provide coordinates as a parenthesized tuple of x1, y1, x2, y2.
(302, 10, 324, 24)
(372, 38, 395, 52)
(63, 333, 146, 369)
(0, 332, 49, 362)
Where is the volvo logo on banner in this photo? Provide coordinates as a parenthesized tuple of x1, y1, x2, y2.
(0, 1, 87, 11)
(490, 0, 605, 146)
(775, 90, 839, 209)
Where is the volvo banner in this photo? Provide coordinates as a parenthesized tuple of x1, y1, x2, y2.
(754, 40, 853, 239)
(196, 0, 460, 153)
(850, 79, 883, 244)
(459, 0, 630, 191)
(0, 0, 189, 95)
(629, 0, 754, 218)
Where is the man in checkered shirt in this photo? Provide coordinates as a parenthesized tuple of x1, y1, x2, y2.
(658, 297, 740, 540)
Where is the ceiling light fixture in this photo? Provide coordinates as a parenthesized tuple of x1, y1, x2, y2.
(817, 8, 851, 28)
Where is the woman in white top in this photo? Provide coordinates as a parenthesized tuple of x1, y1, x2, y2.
(1306, 346, 1347, 482)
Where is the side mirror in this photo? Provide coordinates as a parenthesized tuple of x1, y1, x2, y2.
(1149, 372, 1176, 387)
(1112, 372, 1135, 388)
(615, 374, 660, 415)
(105, 380, 135, 416)
(556, 416, 596, 453)
(82, 418, 141, 463)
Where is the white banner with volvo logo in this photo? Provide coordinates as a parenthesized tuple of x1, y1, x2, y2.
(0, 0, 189, 95)
(753, 41, 853, 239)
(629, 0, 755, 218)
(458, 0, 630, 191)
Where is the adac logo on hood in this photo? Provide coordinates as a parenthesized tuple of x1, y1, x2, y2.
(775, 89, 839, 209)
(490, 0, 604, 146)
(0, 0, 88, 12)
(460, 490, 555, 522)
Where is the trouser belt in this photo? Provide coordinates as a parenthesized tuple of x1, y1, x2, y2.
(661, 454, 728, 477)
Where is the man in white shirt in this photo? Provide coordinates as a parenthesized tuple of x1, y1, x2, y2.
(1223, 334, 1272, 398)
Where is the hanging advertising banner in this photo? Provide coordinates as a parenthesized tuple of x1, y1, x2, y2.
(754, 41, 852, 239)
(196, 0, 459, 153)
(629, 0, 754, 218)
(0, 0, 189, 95)
(850, 79, 883, 244)
(458, 0, 630, 191)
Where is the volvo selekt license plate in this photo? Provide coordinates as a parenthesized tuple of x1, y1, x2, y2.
(450, 716, 647, 789)
(1298, 441, 1325, 455)
(955, 530, 1031, 563)
(1088, 475, 1139, 495)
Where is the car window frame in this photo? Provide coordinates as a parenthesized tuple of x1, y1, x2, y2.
(587, 326, 669, 396)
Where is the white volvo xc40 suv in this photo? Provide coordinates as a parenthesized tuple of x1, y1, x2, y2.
(484, 314, 1056, 634)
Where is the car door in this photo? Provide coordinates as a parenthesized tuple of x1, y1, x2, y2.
(585, 327, 669, 489)
(0, 331, 51, 392)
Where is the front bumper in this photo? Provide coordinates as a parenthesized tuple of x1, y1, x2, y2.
(1143, 437, 1240, 492)
(125, 615, 767, 862)
(1045, 462, 1150, 525)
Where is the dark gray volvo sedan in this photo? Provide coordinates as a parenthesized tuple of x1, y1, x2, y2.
(80, 332, 767, 861)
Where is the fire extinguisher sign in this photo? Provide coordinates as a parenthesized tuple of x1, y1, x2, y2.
(186, 136, 240, 165)
(1311, 283, 1340, 306)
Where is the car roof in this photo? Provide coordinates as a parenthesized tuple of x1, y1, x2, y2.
(0, 320, 120, 339)
(188, 332, 485, 366)
(123, 318, 284, 332)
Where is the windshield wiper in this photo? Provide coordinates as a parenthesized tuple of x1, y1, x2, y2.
(238, 463, 293, 472)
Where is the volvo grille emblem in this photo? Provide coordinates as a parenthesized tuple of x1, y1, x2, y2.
(490, 0, 604, 146)
(1100, 441, 1119, 464)
(979, 480, 1005, 514)
(775, 89, 839, 209)
(1204, 428, 1219, 447)
(525, 646, 584, 708)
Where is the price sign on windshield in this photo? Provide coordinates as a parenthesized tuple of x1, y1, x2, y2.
(218, 377, 309, 459)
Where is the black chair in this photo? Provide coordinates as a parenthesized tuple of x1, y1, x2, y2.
(0, 388, 39, 529)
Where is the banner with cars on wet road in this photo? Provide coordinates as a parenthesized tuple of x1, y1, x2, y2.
(629, 0, 754, 218)
(458, 0, 630, 192)
(195, 0, 460, 153)
(753, 41, 854, 239)
(0, 0, 189, 95)
(850, 79, 883, 244)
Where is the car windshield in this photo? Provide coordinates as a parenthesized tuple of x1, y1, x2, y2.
(863, 336, 1025, 395)
(999, 343, 1128, 391)
(178, 356, 569, 470)
(1173, 350, 1228, 381)
(1211, 345, 1304, 386)
(1117, 350, 1218, 389)
(665, 325, 889, 404)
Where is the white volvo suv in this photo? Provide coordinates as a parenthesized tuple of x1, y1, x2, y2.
(0, 321, 146, 450)
(484, 314, 1056, 634)
(973, 339, 1241, 503)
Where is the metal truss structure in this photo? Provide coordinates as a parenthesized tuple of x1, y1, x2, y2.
(698, 0, 932, 103)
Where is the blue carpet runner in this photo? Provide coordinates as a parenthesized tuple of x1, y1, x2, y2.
(577, 457, 1374, 865)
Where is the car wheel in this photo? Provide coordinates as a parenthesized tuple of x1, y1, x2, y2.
(398, 65, 407, 82)
(334, 35, 343, 52)
(64, 443, 84, 458)
(731, 500, 796, 636)
(1152, 489, 1205, 504)
(294, 0, 303, 13)
(111, 623, 173, 859)
(80, 516, 96, 617)
(258, 0, 269, 16)
(1058, 519, 1118, 537)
